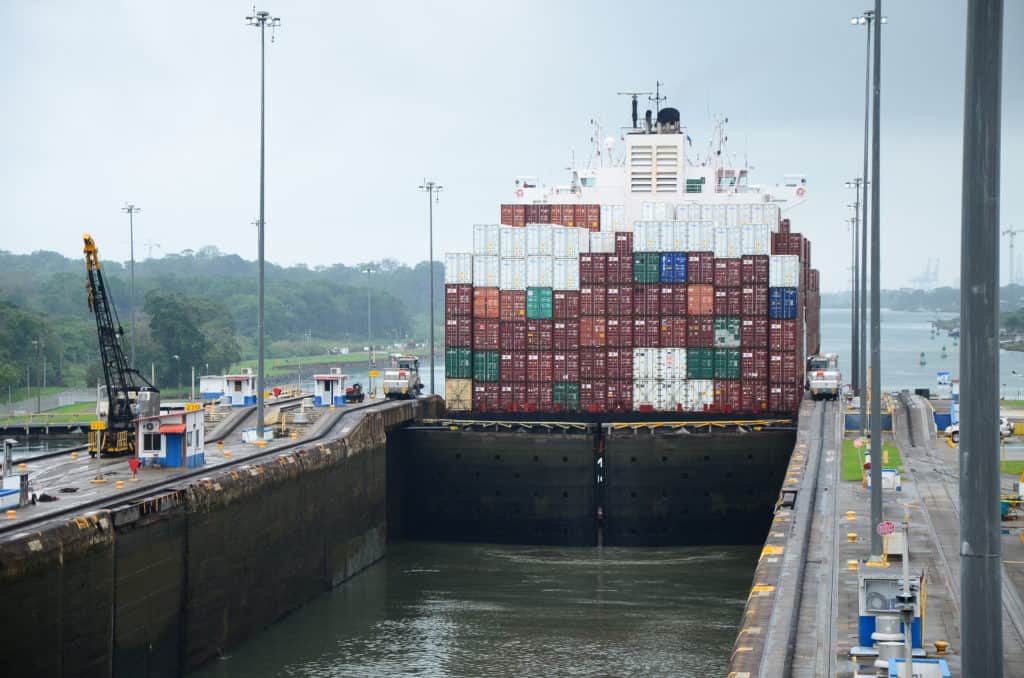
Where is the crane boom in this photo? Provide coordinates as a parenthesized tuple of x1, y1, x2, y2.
(83, 233, 158, 456)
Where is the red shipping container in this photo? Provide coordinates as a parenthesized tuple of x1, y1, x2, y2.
(580, 285, 608, 316)
(634, 284, 661, 316)
(500, 204, 514, 226)
(771, 232, 804, 257)
(607, 380, 633, 411)
(807, 268, 820, 292)
(769, 351, 799, 385)
(740, 255, 770, 285)
(572, 204, 586, 230)
(526, 382, 554, 410)
(579, 253, 607, 284)
(526, 320, 554, 351)
(500, 321, 527, 352)
(659, 284, 688, 316)
(659, 317, 688, 347)
(580, 348, 608, 376)
(473, 286, 500, 319)
(524, 204, 539, 224)
(445, 284, 472, 318)
(549, 204, 564, 226)
(779, 217, 790, 234)
(614, 231, 633, 255)
(741, 348, 770, 380)
(553, 352, 580, 382)
(537, 204, 551, 223)
(688, 284, 715, 316)
(553, 290, 580, 319)
(740, 286, 769, 318)
(769, 383, 802, 413)
(606, 255, 628, 284)
(561, 205, 576, 228)
(714, 287, 742, 316)
(553, 319, 580, 351)
(686, 317, 715, 348)
(500, 352, 527, 382)
(803, 239, 811, 267)
(606, 317, 634, 348)
(687, 252, 715, 283)
(585, 204, 601, 232)
(606, 285, 634, 316)
(713, 380, 742, 413)
(741, 317, 769, 348)
(769, 319, 800, 352)
(741, 380, 770, 412)
(445, 317, 472, 348)
(526, 352, 554, 383)
(473, 319, 500, 350)
(632, 317, 661, 347)
(714, 259, 742, 288)
(606, 349, 633, 381)
(499, 383, 514, 410)
(580, 316, 607, 347)
(472, 382, 501, 411)
(499, 290, 526, 321)
(513, 204, 526, 227)
(580, 379, 608, 411)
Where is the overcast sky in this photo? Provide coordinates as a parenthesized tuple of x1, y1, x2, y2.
(2, 1, 1021, 292)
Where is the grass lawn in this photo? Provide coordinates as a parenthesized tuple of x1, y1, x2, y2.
(841, 438, 904, 481)
(1003, 400, 1024, 408)
(1002, 461, 1024, 476)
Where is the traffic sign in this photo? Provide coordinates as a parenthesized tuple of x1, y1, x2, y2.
(876, 520, 896, 536)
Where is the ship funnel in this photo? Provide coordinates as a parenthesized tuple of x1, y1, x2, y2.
(657, 107, 681, 133)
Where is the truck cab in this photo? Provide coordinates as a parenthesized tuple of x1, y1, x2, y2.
(806, 353, 841, 401)
(382, 354, 423, 400)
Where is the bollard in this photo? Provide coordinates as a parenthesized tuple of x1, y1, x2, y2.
(6, 509, 15, 519)
(224, 451, 232, 459)
(846, 510, 856, 521)
(18, 463, 26, 471)
(847, 559, 859, 571)
(934, 640, 949, 654)
(116, 480, 124, 489)
(71, 452, 79, 460)
(847, 532, 858, 543)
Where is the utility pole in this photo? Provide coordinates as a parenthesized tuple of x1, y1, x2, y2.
(960, 0, 1004, 674)
(1002, 227, 1022, 286)
(419, 180, 442, 396)
(246, 7, 281, 440)
(143, 240, 161, 260)
(364, 267, 375, 396)
(868, 0, 883, 561)
(845, 179, 864, 392)
(122, 203, 141, 368)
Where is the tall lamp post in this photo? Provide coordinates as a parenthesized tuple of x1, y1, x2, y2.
(419, 179, 442, 395)
(172, 354, 181, 391)
(364, 267, 375, 396)
(845, 179, 863, 393)
(31, 340, 41, 413)
(122, 203, 141, 368)
(246, 8, 280, 440)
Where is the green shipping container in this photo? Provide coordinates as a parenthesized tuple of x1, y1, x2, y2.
(633, 252, 661, 283)
(526, 287, 553, 319)
(473, 350, 501, 382)
(687, 348, 715, 380)
(445, 347, 473, 379)
(714, 348, 741, 379)
(553, 382, 580, 410)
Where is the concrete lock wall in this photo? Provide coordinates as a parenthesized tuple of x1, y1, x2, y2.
(0, 398, 438, 677)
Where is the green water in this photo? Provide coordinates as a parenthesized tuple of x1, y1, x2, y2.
(192, 541, 757, 677)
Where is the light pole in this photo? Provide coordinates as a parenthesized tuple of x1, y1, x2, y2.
(31, 340, 41, 413)
(122, 203, 141, 368)
(172, 355, 181, 391)
(960, 0, 1004, 674)
(364, 267, 375, 395)
(246, 8, 280, 439)
(419, 179, 442, 395)
(845, 179, 863, 393)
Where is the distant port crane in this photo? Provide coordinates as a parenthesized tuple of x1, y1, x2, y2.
(1003, 226, 1024, 286)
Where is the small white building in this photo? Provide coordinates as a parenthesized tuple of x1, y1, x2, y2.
(225, 368, 257, 406)
(199, 375, 227, 400)
(313, 368, 348, 407)
(136, 403, 206, 468)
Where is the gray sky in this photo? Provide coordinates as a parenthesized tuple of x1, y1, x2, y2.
(2, 1, 1021, 292)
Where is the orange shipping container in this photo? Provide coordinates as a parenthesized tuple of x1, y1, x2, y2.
(472, 287, 500, 318)
(687, 284, 715, 316)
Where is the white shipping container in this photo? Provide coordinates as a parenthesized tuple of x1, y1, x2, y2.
(689, 204, 702, 220)
(726, 204, 738, 227)
(653, 202, 669, 221)
(553, 257, 580, 291)
(670, 221, 689, 251)
(526, 255, 554, 287)
(659, 380, 688, 410)
(659, 222, 676, 252)
(473, 224, 501, 255)
(500, 226, 526, 258)
(687, 380, 715, 411)
(590, 231, 616, 253)
(674, 204, 688, 220)
(633, 379, 658, 408)
(741, 224, 771, 256)
(500, 257, 526, 291)
(612, 205, 626, 231)
(769, 254, 802, 288)
(738, 204, 752, 225)
(472, 255, 500, 287)
(701, 204, 714, 221)
(600, 205, 612, 233)
(445, 253, 473, 284)
(750, 204, 764, 224)
(553, 226, 588, 258)
(641, 202, 655, 221)
(713, 226, 729, 258)
(634, 222, 661, 252)
(713, 204, 727, 227)
(726, 225, 742, 258)
(765, 204, 781, 227)
(632, 348, 657, 381)
(656, 347, 687, 380)
(526, 223, 554, 256)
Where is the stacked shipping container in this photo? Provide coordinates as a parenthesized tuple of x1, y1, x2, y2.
(445, 201, 816, 415)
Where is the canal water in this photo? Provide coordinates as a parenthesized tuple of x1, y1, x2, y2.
(192, 542, 756, 677)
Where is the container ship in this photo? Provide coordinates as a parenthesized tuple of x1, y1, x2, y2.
(443, 105, 821, 418)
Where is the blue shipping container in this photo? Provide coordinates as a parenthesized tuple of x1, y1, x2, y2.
(768, 287, 799, 319)
(659, 252, 688, 283)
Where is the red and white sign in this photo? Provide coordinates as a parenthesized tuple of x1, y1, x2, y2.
(876, 520, 896, 537)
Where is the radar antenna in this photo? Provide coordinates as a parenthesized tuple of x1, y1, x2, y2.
(617, 91, 653, 129)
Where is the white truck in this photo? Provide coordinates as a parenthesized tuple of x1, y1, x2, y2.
(383, 354, 424, 400)
(806, 353, 842, 401)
